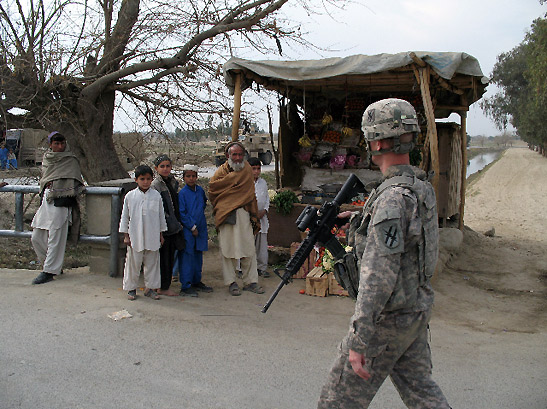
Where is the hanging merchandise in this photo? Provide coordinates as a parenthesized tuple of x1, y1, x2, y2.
(322, 113, 333, 125)
(298, 134, 312, 147)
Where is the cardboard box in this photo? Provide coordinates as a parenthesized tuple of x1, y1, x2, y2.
(306, 266, 329, 297)
(328, 272, 349, 297)
(289, 242, 317, 279)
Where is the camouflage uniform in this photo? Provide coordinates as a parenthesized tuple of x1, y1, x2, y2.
(317, 164, 450, 409)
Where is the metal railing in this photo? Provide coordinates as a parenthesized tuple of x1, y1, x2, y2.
(0, 185, 123, 277)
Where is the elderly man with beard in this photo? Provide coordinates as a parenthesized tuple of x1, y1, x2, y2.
(208, 142, 264, 296)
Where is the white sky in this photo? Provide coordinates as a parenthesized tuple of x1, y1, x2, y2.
(110, 0, 545, 136)
(240, 0, 545, 137)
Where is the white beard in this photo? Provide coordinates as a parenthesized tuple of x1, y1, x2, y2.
(228, 158, 245, 172)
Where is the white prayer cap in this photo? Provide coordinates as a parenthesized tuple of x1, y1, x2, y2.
(183, 164, 199, 173)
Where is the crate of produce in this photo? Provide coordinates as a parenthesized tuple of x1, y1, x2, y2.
(305, 266, 329, 297)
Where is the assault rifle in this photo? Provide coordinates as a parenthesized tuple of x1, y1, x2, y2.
(262, 174, 365, 313)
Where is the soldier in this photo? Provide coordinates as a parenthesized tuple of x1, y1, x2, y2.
(317, 98, 451, 409)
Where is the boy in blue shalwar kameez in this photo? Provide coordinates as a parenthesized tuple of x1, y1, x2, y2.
(177, 164, 213, 297)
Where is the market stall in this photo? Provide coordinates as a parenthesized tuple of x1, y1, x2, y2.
(223, 51, 489, 229)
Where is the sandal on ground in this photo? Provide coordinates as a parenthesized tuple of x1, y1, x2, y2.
(127, 290, 137, 300)
(229, 282, 241, 296)
(144, 289, 160, 300)
(242, 283, 265, 294)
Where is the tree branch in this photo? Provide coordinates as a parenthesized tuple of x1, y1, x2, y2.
(15, 0, 32, 47)
(0, 3, 26, 55)
(97, 0, 140, 74)
(82, 0, 289, 102)
(113, 65, 197, 91)
(62, 0, 90, 75)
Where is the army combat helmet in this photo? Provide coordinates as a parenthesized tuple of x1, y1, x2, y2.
(361, 98, 419, 155)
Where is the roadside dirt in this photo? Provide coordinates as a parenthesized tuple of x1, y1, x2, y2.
(434, 142, 547, 334)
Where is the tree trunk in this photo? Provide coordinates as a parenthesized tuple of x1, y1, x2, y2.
(74, 90, 130, 183)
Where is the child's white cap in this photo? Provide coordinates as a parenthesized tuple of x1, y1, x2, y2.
(183, 164, 199, 173)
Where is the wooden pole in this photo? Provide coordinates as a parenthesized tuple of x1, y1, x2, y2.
(459, 111, 468, 230)
(231, 72, 242, 141)
(409, 52, 426, 67)
(267, 105, 281, 189)
(418, 66, 440, 193)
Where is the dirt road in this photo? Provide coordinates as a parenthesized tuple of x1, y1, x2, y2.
(434, 144, 547, 336)
(465, 142, 547, 243)
(0, 144, 546, 408)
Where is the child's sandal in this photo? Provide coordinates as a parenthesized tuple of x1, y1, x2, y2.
(144, 289, 160, 300)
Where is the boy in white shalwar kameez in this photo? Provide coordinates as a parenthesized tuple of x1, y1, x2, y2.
(119, 165, 167, 300)
(248, 157, 270, 277)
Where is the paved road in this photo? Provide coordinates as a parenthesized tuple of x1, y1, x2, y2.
(1, 265, 546, 409)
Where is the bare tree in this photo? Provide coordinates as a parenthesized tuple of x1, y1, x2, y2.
(473, 135, 487, 147)
(1, 0, 346, 182)
(499, 130, 512, 147)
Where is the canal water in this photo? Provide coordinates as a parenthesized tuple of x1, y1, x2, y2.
(466, 150, 502, 178)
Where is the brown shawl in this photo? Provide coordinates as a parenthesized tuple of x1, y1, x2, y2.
(208, 161, 259, 234)
(40, 145, 85, 199)
(39, 144, 84, 244)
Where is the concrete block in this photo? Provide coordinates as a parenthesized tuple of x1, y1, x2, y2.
(86, 178, 135, 275)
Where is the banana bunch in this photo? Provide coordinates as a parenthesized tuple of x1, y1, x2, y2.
(322, 113, 333, 125)
(298, 134, 313, 147)
(358, 135, 367, 148)
(342, 126, 353, 137)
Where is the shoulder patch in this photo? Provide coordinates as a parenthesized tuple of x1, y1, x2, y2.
(373, 218, 404, 254)
(379, 220, 401, 248)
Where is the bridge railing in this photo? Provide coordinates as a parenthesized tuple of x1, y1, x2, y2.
(0, 185, 123, 277)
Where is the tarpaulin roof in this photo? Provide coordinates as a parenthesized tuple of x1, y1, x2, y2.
(223, 52, 489, 114)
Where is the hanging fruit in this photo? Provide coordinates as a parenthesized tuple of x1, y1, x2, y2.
(322, 113, 333, 125)
(342, 127, 353, 137)
(298, 134, 313, 147)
